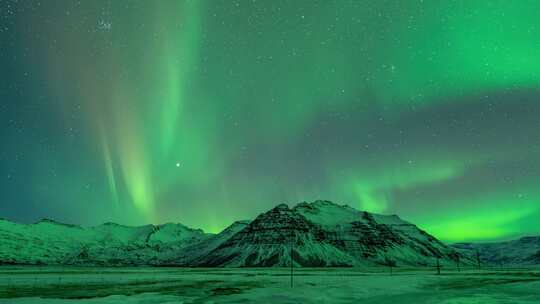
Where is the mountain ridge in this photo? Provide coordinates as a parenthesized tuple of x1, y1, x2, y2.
(453, 236, 540, 266)
(0, 200, 516, 267)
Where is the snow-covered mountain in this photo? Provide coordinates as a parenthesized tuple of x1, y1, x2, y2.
(195, 201, 465, 267)
(453, 236, 540, 266)
(0, 218, 209, 265)
(159, 220, 251, 266)
(0, 201, 470, 267)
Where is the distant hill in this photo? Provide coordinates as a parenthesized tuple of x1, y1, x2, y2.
(0, 200, 469, 267)
(453, 236, 540, 266)
(0, 218, 208, 266)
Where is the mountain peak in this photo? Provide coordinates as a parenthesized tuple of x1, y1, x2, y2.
(294, 200, 339, 209)
(101, 222, 125, 227)
(272, 203, 290, 211)
(312, 199, 337, 206)
(293, 200, 361, 214)
(35, 218, 57, 224)
(35, 218, 79, 228)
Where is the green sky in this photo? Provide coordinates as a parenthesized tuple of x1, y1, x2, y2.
(2, 0, 540, 242)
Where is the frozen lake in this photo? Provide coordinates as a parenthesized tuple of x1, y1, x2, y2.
(0, 266, 539, 303)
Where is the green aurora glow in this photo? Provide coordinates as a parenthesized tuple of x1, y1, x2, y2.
(2, 0, 540, 242)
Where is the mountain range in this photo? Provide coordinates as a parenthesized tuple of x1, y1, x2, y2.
(0, 200, 532, 267)
(453, 236, 540, 266)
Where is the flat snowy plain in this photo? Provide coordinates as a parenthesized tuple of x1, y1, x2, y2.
(0, 266, 539, 303)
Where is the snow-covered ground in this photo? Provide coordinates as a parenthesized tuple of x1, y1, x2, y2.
(0, 266, 539, 303)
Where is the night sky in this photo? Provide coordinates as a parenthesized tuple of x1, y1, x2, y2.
(2, 0, 540, 242)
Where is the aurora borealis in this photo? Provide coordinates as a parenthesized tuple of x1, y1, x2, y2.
(2, 0, 540, 242)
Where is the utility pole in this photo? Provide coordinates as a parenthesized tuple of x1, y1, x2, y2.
(290, 228, 294, 288)
(384, 257, 396, 275)
(476, 249, 482, 270)
(500, 249, 504, 271)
